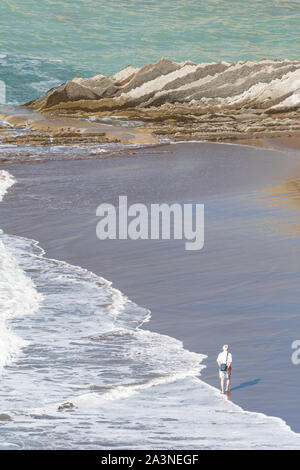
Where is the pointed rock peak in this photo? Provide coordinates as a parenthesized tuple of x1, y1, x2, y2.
(112, 65, 140, 83)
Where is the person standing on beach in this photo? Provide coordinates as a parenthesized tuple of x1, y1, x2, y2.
(217, 345, 232, 394)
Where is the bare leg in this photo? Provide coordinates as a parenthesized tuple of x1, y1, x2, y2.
(220, 377, 225, 394)
(225, 378, 231, 392)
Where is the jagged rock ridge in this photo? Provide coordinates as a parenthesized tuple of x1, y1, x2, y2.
(24, 58, 300, 142)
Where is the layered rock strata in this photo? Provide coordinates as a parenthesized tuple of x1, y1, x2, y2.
(23, 58, 300, 143)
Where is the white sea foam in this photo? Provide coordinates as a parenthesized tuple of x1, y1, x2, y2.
(0, 229, 300, 449)
(0, 171, 42, 373)
(0, 170, 15, 202)
(29, 79, 61, 94)
(73, 370, 201, 407)
(1, 169, 300, 449)
(0, 241, 41, 371)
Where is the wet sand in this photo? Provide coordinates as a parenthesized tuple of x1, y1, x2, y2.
(1, 141, 300, 432)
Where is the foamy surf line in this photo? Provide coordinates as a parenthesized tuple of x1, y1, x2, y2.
(0, 170, 15, 202)
(0, 171, 42, 373)
(19, 374, 300, 450)
(0, 230, 207, 443)
(2, 241, 300, 451)
(1, 169, 300, 449)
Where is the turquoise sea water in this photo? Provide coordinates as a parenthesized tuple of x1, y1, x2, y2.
(0, 0, 299, 103)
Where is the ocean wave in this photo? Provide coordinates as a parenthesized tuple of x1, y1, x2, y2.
(0, 171, 41, 372)
(1, 229, 300, 450)
(0, 171, 205, 435)
(1, 168, 300, 449)
(1, 232, 205, 405)
(0, 170, 15, 201)
(72, 369, 202, 408)
(0, 53, 78, 105)
(0, 138, 161, 163)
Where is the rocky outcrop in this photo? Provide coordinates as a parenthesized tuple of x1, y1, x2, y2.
(0, 107, 157, 147)
(25, 75, 118, 110)
(23, 58, 300, 142)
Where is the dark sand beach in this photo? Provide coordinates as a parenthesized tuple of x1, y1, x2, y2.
(1, 141, 300, 432)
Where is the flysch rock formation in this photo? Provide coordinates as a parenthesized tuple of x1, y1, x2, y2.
(12, 58, 300, 144)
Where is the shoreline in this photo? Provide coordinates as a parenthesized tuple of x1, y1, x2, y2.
(0, 106, 158, 147)
(1, 141, 300, 436)
(1, 105, 300, 159)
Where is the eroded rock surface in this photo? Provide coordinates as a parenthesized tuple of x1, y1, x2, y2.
(24, 58, 300, 143)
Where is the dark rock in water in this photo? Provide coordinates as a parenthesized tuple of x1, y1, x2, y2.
(25, 75, 118, 110)
(32, 81, 101, 110)
(0, 413, 12, 421)
(58, 402, 75, 411)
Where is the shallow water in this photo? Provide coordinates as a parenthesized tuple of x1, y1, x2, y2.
(0, 142, 300, 448)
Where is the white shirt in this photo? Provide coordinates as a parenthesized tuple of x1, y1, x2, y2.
(217, 351, 232, 364)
